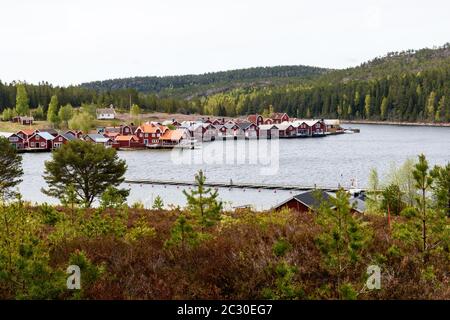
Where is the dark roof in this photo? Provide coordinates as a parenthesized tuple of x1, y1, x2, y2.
(62, 133, 76, 141)
(292, 190, 332, 208)
(236, 122, 253, 130)
(39, 128, 59, 136)
(224, 123, 238, 129)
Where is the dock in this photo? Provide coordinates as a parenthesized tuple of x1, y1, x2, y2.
(124, 179, 368, 192)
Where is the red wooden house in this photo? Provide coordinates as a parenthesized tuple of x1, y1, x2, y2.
(276, 123, 296, 137)
(27, 132, 54, 151)
(52, 133, 76, 149)
(271, 112, 289, 124)
(274, 190, 332, 213)
(113, 135, 141, 148)
(65, 130, 83, 139)
(309, 120, 326, 136)
(7, 133, 25, 150)
(135, 123, 168, 146)
(247, 114, 264, 126)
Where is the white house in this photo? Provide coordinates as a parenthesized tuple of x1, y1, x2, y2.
(96, 105, 116, 120)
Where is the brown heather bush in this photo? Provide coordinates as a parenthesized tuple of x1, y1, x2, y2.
(40, 208, 449, 300)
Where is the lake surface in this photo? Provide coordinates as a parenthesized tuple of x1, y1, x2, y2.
(19, 124, 450, 210)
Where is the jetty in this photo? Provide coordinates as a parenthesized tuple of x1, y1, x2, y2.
(124, 178, 369, 192)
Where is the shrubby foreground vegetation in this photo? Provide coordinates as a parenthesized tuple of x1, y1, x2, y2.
(0, 139, 448, 299)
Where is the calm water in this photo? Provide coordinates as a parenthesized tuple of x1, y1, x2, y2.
(19, 124, 450, 210)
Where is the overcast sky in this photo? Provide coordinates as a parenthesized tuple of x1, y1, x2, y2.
(1, 0, 449, 86)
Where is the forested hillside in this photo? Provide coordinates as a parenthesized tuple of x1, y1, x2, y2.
(79, 65, 330, 98)
(1, 43, 450, 122)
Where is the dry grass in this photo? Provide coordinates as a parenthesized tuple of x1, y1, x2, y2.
(48, 208, 450, 300)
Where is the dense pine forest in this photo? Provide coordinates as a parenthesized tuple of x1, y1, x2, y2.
(1, 43, 450, 122)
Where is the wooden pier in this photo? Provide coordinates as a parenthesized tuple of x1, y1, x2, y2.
(124, 179, 368, 192)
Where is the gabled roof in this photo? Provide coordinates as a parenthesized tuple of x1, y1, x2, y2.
(274, 190, 333, 211)
(39, 128, 59, 136)
(293, 190, 332, 208)
(85, 133, 111, 143)
(31, 132, 55, 141)
(350, 197, 366, 213)
(115, 135, 139, 142)
(224, 123, 239, 129)
(258, 124, 278, 130)
(17, 129, 37, 136)
(96, 106, 116, 114)
(62, 133, 77, 141)
(18, 116, 34, 121)
(275, 122, 295, 130)
(272, 112, 288, 120)
(160, 129, 186, 141)
(247, 115, 261, 123)
(137, 123, 166, 134)
(236, 122, 254, 130)
(0, 132, 13, 138)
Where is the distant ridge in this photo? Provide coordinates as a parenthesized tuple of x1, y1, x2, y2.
(79, 65, 331, 97)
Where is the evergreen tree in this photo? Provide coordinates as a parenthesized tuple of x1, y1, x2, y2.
(315, 189, 371, 299)
(412, 154, 433, 262)
(152, 195, 164, 210)
(431, 163, 450, 217)
(0, 138, 23, 199)
(182, 170, 223, 228)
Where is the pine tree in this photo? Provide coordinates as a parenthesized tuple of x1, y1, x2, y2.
(15, 84, 29, 116)
(412, 154, 433, 262)
(152, 195, 164, 210)
(315, 189, 371, 299)
(0, 138, 23, 199)
(182, 170, 223, 229)
(430, 163, 450, 217)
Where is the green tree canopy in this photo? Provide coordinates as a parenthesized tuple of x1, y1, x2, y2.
(0, 137, 23, 199)
(15, 84, 29, 116)
(58, 103, 74, 127)
(68, 111, 93, 133)
(47, 95, 60, 127)
(42, 141, 127, 207)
